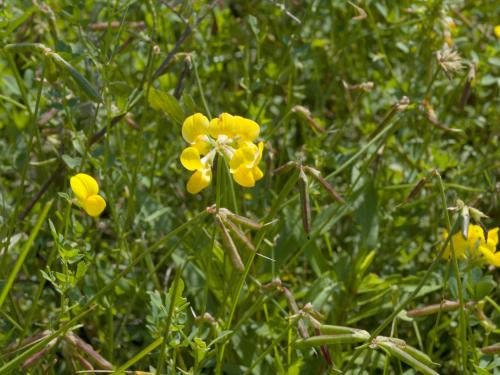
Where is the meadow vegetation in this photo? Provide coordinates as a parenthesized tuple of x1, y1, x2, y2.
(0, 0, 499, 373)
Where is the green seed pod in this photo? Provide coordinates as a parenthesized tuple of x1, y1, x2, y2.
(295, 332, 369, 348)
(400, 344, 439, 368)
(319, 325, 369, 337)
(219, 208, 262, 230)
(402, 176, 428, 206)
(215, 215, 244, 272)
(377, 341, 439, 375)
(222, 216, 256, 252)
(299, 168, 311, 235)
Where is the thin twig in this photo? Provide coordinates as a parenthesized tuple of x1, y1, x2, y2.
(152, 1, 217, 80)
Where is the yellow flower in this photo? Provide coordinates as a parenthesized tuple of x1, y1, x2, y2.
(180, 147, 212, 194)
(180, 112, 264, 194)
(495, 25, 500, 39)
(443, 224, 500, 266)
(70, 173, 106, 217)
(230, 141, 264, 187)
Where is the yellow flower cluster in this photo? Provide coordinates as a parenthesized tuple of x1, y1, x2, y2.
(70, 173, 106, 217)
(443, 224, 500, 267)
(180, 113, 264, 194)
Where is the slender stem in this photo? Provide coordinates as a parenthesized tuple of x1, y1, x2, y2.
(215, 170, 300, 374)
(157, 263, 185, 373)
(435, 172, 468, 373)
(193, 55, 212, 119)
(0, 201, 52, 311)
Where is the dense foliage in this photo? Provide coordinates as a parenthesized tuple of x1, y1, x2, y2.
(0, 0, 499, 373)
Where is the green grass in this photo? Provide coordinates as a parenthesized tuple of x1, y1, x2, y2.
(0, 0, 499, 374)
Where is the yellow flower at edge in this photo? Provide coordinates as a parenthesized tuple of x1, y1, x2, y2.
(70, 173, 106, 217)
(180, 112, 264, 194)
(495, 25, 500, 39)
(443, 224, 500, 267)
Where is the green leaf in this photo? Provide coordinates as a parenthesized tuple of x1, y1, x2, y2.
(474, 277, 495, 300)
(147, 87, 184, 125)
(61, 154, 82, 169)
(355, 178, 379, 249)
(48, 52, 101, 103)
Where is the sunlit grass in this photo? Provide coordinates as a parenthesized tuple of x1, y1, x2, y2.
(0, 1, 499, 374)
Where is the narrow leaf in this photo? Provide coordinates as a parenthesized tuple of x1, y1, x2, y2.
(147, 87, 184, 125)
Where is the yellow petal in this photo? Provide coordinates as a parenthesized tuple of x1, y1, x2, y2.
(495, 25, 500, 39)
(256, 141, 264, 164)
(233, 116, 260, 141)
(182, 113, 209, 143)
(478, 246, 500, 267)
(82, 194, 106, 217)
(193, 136, 211, 155)
(486, 227, 499, 250)
(230, 143, 258, 171)
(180, 147, 203, 171)
(187, 169, 212, 194)
(70, 173, 99, 200)
(233, 168, 255, 187)
(443, 231, 467, 259)
(252, 166, 264, 181)
(209, 113, 235, 139)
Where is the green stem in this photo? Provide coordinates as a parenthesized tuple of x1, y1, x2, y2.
(0, 201, 52, 311)
(343, 216, 460, 372)
(116, 337, 164, 373)
(327, 109, 402, 180)
(435, 172, 468, 373)
(157, 263, 185, 373)
(215, 170, 300, 374)
(193, 55, 211, 119)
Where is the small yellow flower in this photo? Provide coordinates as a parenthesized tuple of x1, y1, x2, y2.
(180, 112, 264, 194)
(495, 25, 500, 39)
(443, 224, 500, 267)
(70, 173, 106, 217)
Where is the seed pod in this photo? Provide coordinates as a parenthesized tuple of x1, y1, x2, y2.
(481, 344, 500, 355)
(459, 64, 475, 109)
(21, 338, 57, 370)
(64, 332, 113, 370)
(299, 168, 311, 235)
(406, 300, 461, 317)
(376, 341, 439, 375)
(461, 205, 470, 239)
(273, 161, 297, 175)
(401, 176, 428, 206)
(295, 332, 370, 348)
(304, 166, 344, 203)
(75, 353, 94, 371)
(400, 344, 439, 368)
(222, 216, 256, 252)
(292, 105, 326, 133)
(219, 208, 262, 230)
(319, 325, 369, 337)
(215, 215, 244, 272)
